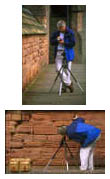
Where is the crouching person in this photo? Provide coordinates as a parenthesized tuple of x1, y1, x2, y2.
(58, 116, 101, 173)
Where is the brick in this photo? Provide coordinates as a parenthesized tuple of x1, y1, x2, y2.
(10, 141, 23, 149)
(24, 141, 44, 147)
(27, 36, 34, 43)
(6, 121, 17, 127)
(22, 114, 30, 121)
(33, 135, 47, 141)
(22, 57, 26, 64)
(34, 126, 57, 135)
(22, 37, 29, 44)
(11, 114, 21, 121)
(31, 119, 53, 127)
(6, 125, 15, 134)
(16, 124, 32, 134)
(48, 135, 62, 142)
(22, 48, 28, 57)
(43, 142, 61, 148)
(10, 148, 41, 159)
(6, 113, 12, 121)
(53, 120, 72, 127)
(12, 134, 31, 142)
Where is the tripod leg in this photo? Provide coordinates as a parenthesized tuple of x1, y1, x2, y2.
(59, 80, 62, 96)
(65, 142, 74, 158)
(59, 67, 64, 96)
(49, 66, 63, 93)
(43, 145, 61, 172)
(49, 71, 60, 93)
(64, 142, 69, 171)
(66, 160, 69, 171)
(67, 68, 84, 93)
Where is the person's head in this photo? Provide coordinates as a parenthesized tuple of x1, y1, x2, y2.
(72, 114, 85, 123)
(57, 125, 67, 136)
(72, 114, 79, 120)
(57, 20, 66, 32)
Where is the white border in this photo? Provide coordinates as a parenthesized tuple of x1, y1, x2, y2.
(0, 0, 110, 178)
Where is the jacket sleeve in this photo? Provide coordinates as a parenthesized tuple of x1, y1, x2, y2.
(64, 31, 76, 48)
(50, 32, 58, 46)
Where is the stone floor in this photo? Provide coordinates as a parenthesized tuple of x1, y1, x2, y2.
(6, 166, 105, 174)
(32, 166, 105, 174)
(22, 64, 86, 105)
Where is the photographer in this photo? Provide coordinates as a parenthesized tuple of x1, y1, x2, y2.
(50, 20, 75, 93)
(58, 116, 101, 173)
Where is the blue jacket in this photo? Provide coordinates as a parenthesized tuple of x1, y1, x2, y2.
(50, 27, 75, 62)
(66, 118, 101, 147)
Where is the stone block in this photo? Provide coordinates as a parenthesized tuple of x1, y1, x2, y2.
(11, 114, 21, 121)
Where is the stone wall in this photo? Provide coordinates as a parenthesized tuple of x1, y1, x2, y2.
(22, 5, 49, 90)
(22, 34, 49, 90)
(6, 111, 105, 167)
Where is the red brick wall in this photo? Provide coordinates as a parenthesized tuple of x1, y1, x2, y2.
(6, 111, 105, 167)
(22, 34, 49, 90)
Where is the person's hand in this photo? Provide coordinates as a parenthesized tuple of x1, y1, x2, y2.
(57, 36, 61, 41)
(59, 40, 64, 44)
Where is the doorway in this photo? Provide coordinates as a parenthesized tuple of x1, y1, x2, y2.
(49, 5, 70, 64)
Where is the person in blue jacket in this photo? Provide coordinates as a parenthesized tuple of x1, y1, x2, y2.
(50, 20, 75, 93)
(58, 115, 101, 173)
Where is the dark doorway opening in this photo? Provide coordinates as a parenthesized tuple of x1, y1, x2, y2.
(51, 5, 68, 17)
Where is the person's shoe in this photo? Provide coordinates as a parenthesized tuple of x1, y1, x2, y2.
(62, 84, 67, 93)
(62, 88, 66, 93)
(80, 170, 89, 174)
(80, 170, 94, 174)
(67, 82, 74, 93)
(87, 169, 94, 174)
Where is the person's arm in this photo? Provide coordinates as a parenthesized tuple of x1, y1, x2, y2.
(64, 31, 76, 48)
(50, 32, 59, 46)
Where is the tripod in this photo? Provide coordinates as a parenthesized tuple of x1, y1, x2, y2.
(49, 52, 84, 96)
(43, 136, 74, 172)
